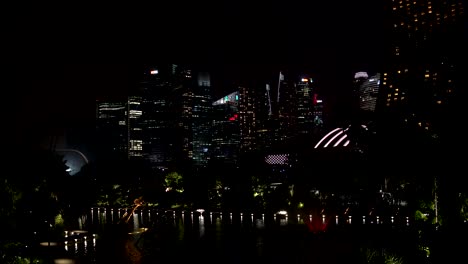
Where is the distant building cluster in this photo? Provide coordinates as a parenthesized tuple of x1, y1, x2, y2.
(91, 1, 466, 199)
(95, 1, 465, 177)
(96, 67, 325, 172)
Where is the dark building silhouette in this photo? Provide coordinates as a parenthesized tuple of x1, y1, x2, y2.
(192, 72, 213, 167)
(138, 66, 178, 170)
(381, 0, 465, 136)
(96, 101, 128, 161)
(377, 0, 467, 229)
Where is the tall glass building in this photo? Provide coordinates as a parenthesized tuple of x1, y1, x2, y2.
(355, 73, 380, 112)
(96, 101, 128, 161)
(212, 91, 240, 165)
(191, 72, 213, 167)
(239, 86, 257, 152)
(139, 66, 178, 169)
(295, 77, 315, 136)
(127, 95, 144, 159)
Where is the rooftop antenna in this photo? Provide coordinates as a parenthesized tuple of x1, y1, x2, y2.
(266, 84, 273, 116)
(277, 71, 284, 103)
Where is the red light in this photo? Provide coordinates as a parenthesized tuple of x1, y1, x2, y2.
(229, 114, 238, 121)
(313, 94, 318, 105)
(306, 214, 329, 233)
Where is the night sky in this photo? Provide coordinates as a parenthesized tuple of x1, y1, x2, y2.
(12, 1, 384, 151)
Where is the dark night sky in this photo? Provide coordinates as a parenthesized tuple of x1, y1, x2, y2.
(12, 1, 384, 150)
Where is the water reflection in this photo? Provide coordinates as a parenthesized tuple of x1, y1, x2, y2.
(69, 209, 415, 263)
(82, 208, 413, 233)
(199, 213, 205, 238)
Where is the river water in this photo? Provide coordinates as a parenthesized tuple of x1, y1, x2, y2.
(44, 208, 424, 264)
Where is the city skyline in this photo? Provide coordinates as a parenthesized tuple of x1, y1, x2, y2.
(12, 1, 466, 157)
(14, 63, 378, 140)
(12, 1, 387, 143)
(3, 2, 468, 263)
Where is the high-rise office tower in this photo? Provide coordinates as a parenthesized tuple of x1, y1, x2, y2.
(176, 71, 212, 168)
(191, 72, 213, 167)
(381, 0, 466, 229)
(212, 91, 240, 165)
(259, 73, 322, 151)
(139, 66, 178, 170)
(96, 100, 128, 160)
(382, 0, 465, 134)
(173, 68, 194, 168)
(239, 86, 257, 152)
(96, 96, 144, 160)
(253, 79, 290, 152)
(354, 72, 380, 113)
(295, 77, 315, 136)
(255, 84, 274, 151)
(312, 93, 324, 127)
(361, 74, 380, 112)
(277, 74, 297, 145)
(127, 95, 144, 159)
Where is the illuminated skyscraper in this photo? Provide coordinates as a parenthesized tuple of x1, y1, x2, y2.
(212, 91, 240, 165)
(127, 95, 144, 159)
(173, 68, 194, 169)
(139, 66, 178, 169)
(239, 86, 256, 152)
(295, 77, 315, 136)
(96, 100, 128, 161)
(277, 76, 296, 144)
(354, 72, 380, 112)
(176, 71, 213, 168)
(380, 1, 466, 229)
(312, 93, 324, 127)
(382, 0, 465, 134)
(258, 73, 322, 151)
(191, 72, 213, 167)
(255, 84, 273, 151)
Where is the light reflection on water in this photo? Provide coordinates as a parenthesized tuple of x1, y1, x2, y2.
(84, 208, 412, 234)
(70, 209, 414, 263)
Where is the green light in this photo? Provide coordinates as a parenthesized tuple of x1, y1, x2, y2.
(235, 95, 239, 100)
(225, 96, 228, 101)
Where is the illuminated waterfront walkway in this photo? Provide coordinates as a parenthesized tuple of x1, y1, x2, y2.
(39, 207, 420, 264)
(86, 207, 412, 229)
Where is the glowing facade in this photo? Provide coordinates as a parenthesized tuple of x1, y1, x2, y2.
(313, 95, 324, 127)
(191, 72, 213, 167)
(314, 127, 351, 149)
(96, 101, 128, 160)
(355, 73, 380, 112)
(382, 0, 465, 133)
(211, 92, 240, 164)
(295, 78, 315, 136)
(127, 96, 144, 158)
(239, 86, 256, 152)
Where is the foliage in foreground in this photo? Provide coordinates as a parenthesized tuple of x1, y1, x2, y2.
(361, 247, 405, 264)
(0, 242, 45, 264)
